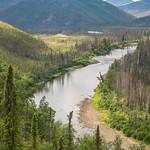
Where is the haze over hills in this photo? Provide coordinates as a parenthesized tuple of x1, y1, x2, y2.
(133, 15, 150, 26)
(120, 0, 150, 17)
(0, 0, 134, 33)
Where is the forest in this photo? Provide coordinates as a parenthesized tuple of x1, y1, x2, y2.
(0, 65, 146, 150)
(93, 38, 150, 145)
(0, 22, 148, 149)
(1, 0, 150, 149)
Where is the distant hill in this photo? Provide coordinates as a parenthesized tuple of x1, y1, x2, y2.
(105, 0, 133, 6)
(0, 0, 134, 33)
(120, 0, 150, 17)
(0, 21, 58, 75)
(133, 16, 150, 26)
(0, 21, 48, 59)
(0, 0, 25, 11)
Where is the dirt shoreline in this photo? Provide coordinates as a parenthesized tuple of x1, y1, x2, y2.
(79, 98, 149, 150)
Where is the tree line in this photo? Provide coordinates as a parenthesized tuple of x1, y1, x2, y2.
(93, 38, 150, 144)
(0, 66, 145, 150)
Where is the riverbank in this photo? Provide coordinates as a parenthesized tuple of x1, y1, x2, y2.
(33, 45, 137, 121)
(79, 98, 150, 150)
(32, 40, 138, 97)
(34, 54, 99, 92)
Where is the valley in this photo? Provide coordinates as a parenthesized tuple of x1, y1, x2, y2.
(0, 0, 150, 149)
(33, 46, 136, 135)
(0, 21, 144, 150)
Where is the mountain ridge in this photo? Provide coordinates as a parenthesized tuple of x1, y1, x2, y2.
(105, 0, 133, 6)
(120, 0, 150, 17)
(133, 15, 150, 26)
(0, 0, 134, 33)
(0, 0, 25, 11)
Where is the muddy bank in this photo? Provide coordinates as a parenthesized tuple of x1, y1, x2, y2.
(79, 98, 149, 149)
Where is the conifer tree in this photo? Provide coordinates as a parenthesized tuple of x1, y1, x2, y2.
(59, 137, 64, 150)
(3, 65, 21, 150)
(31, 113, 38, 150)
(48, 107, 55, 142)
(67, 111, 74, 150)
(148, 101, 150, 114)
(95, 125, 102, 150)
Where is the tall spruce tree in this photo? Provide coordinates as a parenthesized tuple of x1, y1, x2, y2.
(95, 125, 102, 150)
(3, 65, 21, 150)
(67, 111, 74, 150)
(31, 113, 38, 150)
(58, 137, 64, 150)
(148, 101, 150, 114)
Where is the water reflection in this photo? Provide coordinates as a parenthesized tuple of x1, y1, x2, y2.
(34, 46, 136, 135)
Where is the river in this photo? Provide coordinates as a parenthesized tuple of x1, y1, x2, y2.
(34, 46, 136, 136)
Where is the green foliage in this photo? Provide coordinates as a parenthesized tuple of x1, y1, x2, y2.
(130, 144, 146, 150)
(31, 113, 39, 150)
(2, 66, 22, 150)
(67, 111, 74, 150)
(78, 136, 96, 150)
(95, 125, 102, 150)
(91, 38, 112, 55)
(0, 22, 144, 150)
(0, 22, 48, 59)
(93, 39, 150, 144)
(0, 66, 146, 150)
(112, 136, 123, 150)
(93, 74, 150, 144)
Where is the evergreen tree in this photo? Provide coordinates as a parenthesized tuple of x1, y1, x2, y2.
(148, 101, 150, 114)
(67, 111, 74, 150)
(48, 107, 55, 142)
(51, 125, 58, 150)
(58, 137, 64, 150)
(95, 125, 102, 150)
(3, 65, 21, 150)
(31, 113, 38, 150)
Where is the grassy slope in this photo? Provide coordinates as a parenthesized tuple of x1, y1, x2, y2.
(35, 34, 92, 52)
(0, 22, 51, 75)
(0, 22, 93, 100)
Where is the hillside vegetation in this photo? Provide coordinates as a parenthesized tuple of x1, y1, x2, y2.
(0, 21, 145, 150)
(0, 22, 48, 58)
(0, 21, 120, 100)
(36, 34, 92, 52)
(93, 38, 150, 144)
(0, 22, 94, 101)
(0, 66, 145, 150)
(0, 22, 95, 75)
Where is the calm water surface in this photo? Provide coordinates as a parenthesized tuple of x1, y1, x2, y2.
(34, 46, 136, 135)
